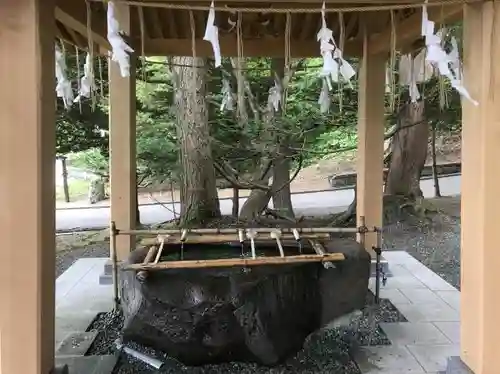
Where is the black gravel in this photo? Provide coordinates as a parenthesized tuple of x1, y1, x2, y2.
(56, 242, 109, 278)
(383, 213, 461, 290)
(85, 291, 405, 374)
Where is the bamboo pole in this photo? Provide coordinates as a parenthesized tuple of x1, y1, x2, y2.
(139, 233, 331, 246)
(359, 216, 366, 249)
(137, 245, 158, 281)
(117, 226, 375, 236)
(123, 253, 345, 271)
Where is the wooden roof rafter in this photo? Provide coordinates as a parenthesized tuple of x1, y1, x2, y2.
(54, 0, 467, 58)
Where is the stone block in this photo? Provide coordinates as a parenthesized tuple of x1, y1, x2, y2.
(120, 238, 370, 366)
(56, 331, 99, 357)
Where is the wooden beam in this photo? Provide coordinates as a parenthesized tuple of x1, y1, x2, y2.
(369, 5, 463, 54)
(0, 0, 56, 372)
(356, 26, 386, 250)
(140, 36, 362, 57)
(461, 3, 500, 373)
(55, 1, 109, 49)
(109, 3, 137, 260)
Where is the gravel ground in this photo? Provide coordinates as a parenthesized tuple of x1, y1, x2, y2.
(86, 292, 405, 374)
(383, 213, 461, 290)
(56, 243, 109, 278)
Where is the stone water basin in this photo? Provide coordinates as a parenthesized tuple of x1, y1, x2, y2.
(119, 237, 370, 366)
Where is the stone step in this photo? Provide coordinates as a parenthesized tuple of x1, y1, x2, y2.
(56, 331, 99, 357)
(55, 311, 99, 347)
(441, 357, 474, 374)
(55, 355, 118, 374)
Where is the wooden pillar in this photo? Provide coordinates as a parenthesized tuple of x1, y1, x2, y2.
(356, 28, 386, 249)
(109, 4, 137, 260)
(0, 0, 56, 372)
(461, 3, 500, 374)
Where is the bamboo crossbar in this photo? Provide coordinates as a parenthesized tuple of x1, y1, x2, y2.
(116, 226, 376, 236)
(123, 253, 345, 271)
(139, 233, 330, 246)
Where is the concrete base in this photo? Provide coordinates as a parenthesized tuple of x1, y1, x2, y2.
(439, 357, 474, 374)
(55, 355, 118, 374)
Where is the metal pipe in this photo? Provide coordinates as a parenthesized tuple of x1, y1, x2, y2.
(110, 221, 120, 311)
(115, 339, 163, 370)
(117, 226, 375, 236)
(374, 228, 382, 304)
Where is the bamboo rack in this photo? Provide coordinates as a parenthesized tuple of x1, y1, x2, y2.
(109, 217, 383, 305)
(123, 253, 345, 271)
(139, 233, 331, 246)
(117, 226, 374, 236)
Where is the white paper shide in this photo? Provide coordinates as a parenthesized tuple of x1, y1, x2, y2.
(75, 53, 95, 102)
(204, 1, 222, 68)
(55, 44, 74, 109)
(421, 3, 477, 105)
(316, 2, 355, 111)
(107, 1, 134, 77)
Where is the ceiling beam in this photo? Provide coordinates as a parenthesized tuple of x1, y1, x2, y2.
(369, 5, 463, 54)
(55, 1, 110, 50)
(138, 36, 363, 57)
(135, 0, 454, 4)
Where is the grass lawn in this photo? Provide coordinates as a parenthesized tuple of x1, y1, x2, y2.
(56, 179, 90, 202)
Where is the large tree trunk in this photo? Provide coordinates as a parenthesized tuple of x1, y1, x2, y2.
(272, 149, 294, 219)
(172, 56, 221, 226)
(385, 101, 428, 199)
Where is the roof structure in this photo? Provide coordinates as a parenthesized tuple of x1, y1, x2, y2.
(56, 0, 464, 57)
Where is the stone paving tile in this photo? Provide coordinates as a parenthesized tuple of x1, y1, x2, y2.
(55, 355, 118, 374)
(56, 331, 99, 357)
(394, 299, 460, 323)
(354, 346, 425, 373)
(389, 264, 414, 277)
(56, 259, 104, 300)
(378, 288, 412, 304)
(380, 322, 450, 345)
(433, 322, 460, 344)
(399, 288, 445, 305)
(406, 344, 460, 372)
(435, 290, 460, 311)
(370, 274, 428, 290)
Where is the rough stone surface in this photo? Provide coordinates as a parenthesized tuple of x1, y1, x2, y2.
(119, 238, 370, 366)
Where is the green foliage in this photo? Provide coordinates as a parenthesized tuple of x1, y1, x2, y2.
(61, 42, 463, 185)
(68, 148, 108, 177)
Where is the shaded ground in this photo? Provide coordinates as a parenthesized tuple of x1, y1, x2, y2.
(85, 292, 406, 374)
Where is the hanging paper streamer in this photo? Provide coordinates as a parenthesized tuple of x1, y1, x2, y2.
(316, 2, 355, 88)
(318, 79, 331, 113)
(421, 3, 478, 105)
(203, 1, 222, 67)
(55, 45, 74, 109)
(268, 79, 282, 112)
(220, 78, 234, 111)
(107, 1, 134, 77)
(75, 53, 95, 102)
(398, 50, 435, 103)
(385, 65, 392, 94)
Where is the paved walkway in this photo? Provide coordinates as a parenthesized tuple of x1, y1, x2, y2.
(56, 174, 462, 231)
(356, 251, 461, 373)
